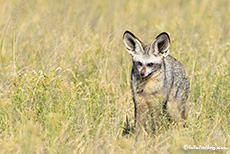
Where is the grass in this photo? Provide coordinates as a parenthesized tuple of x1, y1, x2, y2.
(0, 0, 230, 153)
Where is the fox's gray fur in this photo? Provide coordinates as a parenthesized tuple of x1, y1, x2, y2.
(123, 31, 189, 135)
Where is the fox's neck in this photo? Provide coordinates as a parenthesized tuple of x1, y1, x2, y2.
(138, 68, 164, 86)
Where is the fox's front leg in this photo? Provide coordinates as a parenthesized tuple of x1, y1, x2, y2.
(134, 94, 152, 137)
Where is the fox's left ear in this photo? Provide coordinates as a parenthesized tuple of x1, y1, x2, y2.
(151, 32, 170, 57)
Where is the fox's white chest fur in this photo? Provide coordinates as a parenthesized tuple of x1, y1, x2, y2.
(136, 72, 165, 107)
(143, 74, 164, 95)
(138, 70, 164, 95)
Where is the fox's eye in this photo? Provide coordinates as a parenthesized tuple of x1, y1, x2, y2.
(147, 63, 154, 67)
(137, 61, 142, 66)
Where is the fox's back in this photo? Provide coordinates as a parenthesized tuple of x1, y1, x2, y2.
(164, 55, 189, 101)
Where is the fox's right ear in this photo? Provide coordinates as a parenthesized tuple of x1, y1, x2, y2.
(123, 31, 144, 56)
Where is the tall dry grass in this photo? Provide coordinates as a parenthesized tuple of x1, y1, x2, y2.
(0, 0, 229, 153)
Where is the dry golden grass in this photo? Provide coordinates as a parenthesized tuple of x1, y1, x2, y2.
(0, 0, 229, 153)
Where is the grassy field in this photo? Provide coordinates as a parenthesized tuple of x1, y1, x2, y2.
(0, 0, 230, 153)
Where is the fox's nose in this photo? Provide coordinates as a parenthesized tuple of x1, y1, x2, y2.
(140, 67, 146, 77)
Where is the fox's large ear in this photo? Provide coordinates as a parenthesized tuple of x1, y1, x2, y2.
(151, 32, 170, 57)
(123, 31, 144, 56)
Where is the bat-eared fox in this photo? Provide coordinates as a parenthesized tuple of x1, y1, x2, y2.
(123, 31, 189, 136)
